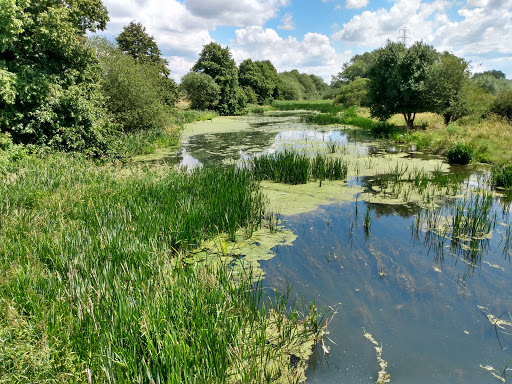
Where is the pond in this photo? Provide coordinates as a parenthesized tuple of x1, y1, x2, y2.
(143, 112, 512, 383)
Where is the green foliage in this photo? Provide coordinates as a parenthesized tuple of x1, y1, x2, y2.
(429, 52, 470, 124)
(333, 77, 370, 107)
(180, 71, 220, 110)
(0, 132, 27, 165)
(92, 38, 174, 132)
(192, 42, 246, 115)
(115, 21, 178, 107)
(449, 78, 494, 120)
(490, 89, 512, 121)
(337, 52, 375, 82)
(239, 59, 281, 104)
(0, 153, 326, 382)
(491, 163, 512, 189)
(367, 41, 438, 128)
(472, 71, 512, 95)
(250, 149, 348, 185)
(0, 0, 116, 155)
(446, 142, 473, 165)
(277, 70, 329, 100)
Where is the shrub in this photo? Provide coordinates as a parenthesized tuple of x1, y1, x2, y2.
(180, 72, 221, 110)
(446, 142, 473, 165)
(490, 89, 512, 121)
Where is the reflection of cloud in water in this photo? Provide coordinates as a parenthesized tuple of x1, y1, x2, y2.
(274, 130, 349, 145)
(179, 148, 202, 170)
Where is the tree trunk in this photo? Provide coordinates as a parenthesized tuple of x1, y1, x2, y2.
(403, 113, 415, 129)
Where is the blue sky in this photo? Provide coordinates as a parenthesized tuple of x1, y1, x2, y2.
(99, 0, 512, 82)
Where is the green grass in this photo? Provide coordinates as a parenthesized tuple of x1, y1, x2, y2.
(0, 152, 326, 382)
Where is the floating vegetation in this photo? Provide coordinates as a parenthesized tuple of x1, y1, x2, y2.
(363, 329, 391, 384)
(479, 365, 506, 383)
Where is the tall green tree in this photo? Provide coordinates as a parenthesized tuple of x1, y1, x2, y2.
(239, 59, 280, 104)
(367, 41, 438, 129)
(0, 0, 116, 154)
(192, 42, 245, 115)
(429, 52, 470, 124)
(116, 21, 178, 107)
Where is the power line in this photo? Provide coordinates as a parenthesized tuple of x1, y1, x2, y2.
(397, 26, 411, 46)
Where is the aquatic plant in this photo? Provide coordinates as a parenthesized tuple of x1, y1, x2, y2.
(446, 142, 474, 165)
(491, 163, 512, 189)
(250, 149, 348, 185)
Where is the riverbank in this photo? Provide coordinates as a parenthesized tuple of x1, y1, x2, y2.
(0, 127, 327, 382)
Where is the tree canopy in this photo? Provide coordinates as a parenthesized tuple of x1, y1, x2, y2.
(192, 42, 245, 115)
(367, 41, 438, 128)
(0, 0, 115, 154)
(239, 59, 281, 104)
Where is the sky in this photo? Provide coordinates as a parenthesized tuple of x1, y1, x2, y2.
(98, 0, 512, 83)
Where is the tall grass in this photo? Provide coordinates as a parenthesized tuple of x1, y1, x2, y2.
(0, 153, 325, 382)
(250, 149, 348, 185)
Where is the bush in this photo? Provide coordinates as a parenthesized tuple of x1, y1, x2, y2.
(93, 38, 174, 132)
(446, 142, 473, 165)
(180, 72, 221, 110)
(491, 163, 512, 189)
(490, 89, 512, 121)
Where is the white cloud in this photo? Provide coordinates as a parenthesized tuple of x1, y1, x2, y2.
(346, 0, 369, 9)
(332, 0, 452, 46)
(230, 26, 347, 81)
(183, 0, 289, 27)
(278, 13, 295, 30)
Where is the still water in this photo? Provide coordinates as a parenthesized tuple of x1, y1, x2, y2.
(151, 113, 512, 383)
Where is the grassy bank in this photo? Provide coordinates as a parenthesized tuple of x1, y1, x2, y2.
(270, 101, 512, 165)
(0, 152, 326, 382)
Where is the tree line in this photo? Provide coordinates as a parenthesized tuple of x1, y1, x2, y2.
(331, 41, 512, 128)
(180, 42, 330, 115)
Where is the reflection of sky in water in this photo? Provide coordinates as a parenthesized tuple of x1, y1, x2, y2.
(263, 201, 512, 383)
(176, 128, 367, 168)
(178, 148, 202, 169)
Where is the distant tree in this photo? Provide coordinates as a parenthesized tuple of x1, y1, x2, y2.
(180, 72, 220, 110)
(0, 0, 116, 155)
(472, 72, 512, 96)
(447, 78, 494, 121)
(333, 77, 369, 107)
(429, 52, 470, 124)
(278, 73, 304, 100)
(309, 74, 330, 99)
(116, 22, 167, 73)
(239, 59, 280, 104)
(367, 41, 438, 129)
(338, 52, 375, 82)
(474, 70, 506, 80)
(192, 42, 245, 115)
(491, 89, 512, 121)
(116, 21, 178, 107)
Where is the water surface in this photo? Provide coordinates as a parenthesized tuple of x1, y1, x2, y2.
(156, 113, 512, 383)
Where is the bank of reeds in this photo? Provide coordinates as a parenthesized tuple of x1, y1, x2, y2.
(0, 153, 325, 382)
(250, 149, 348, 185)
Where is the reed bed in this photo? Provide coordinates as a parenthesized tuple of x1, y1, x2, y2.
(250, 148, 348, 185)
(0, 153, 326, 382)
